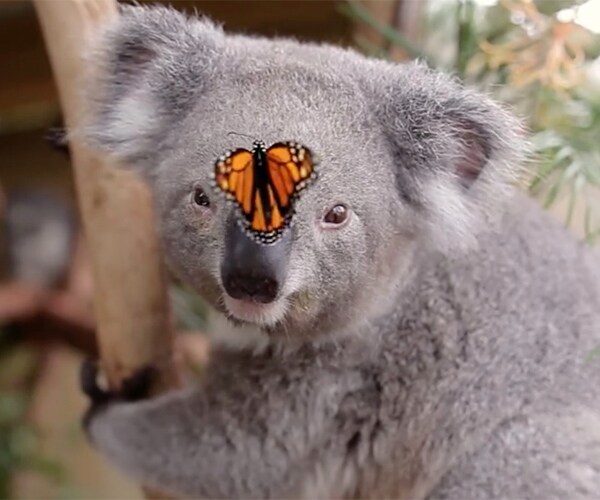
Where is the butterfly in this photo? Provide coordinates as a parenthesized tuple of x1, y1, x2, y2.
(212, 140, 318, 245)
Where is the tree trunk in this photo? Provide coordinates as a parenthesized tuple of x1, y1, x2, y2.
(33, 0, 179, 497)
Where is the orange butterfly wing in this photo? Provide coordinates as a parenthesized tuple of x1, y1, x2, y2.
(213, 142, 317, 244)
(213, 149, 255, 217)
(266, 142, 317, 211)
(250, 185, 285, 236)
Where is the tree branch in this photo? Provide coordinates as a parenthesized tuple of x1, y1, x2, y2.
(33, 1, 179, 497)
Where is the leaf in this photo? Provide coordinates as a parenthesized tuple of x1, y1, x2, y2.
(584, 205, 600, 244)
(456, 0, 478, 76)
(529, 144, 574, 193)
(585, 162, 600, 187)
(565, 174, 585, 226)
(529, 156, 566, 193)
(534, 0, 582, 16)
(543, 159, 580, 208)
(530, 130, 566, 151)
(338, 0, 429, 62)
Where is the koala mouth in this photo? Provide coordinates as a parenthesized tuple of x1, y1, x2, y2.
(222, 295, 288, 326)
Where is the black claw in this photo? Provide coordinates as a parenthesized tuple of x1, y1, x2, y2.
(80, 358, 112, 404)
(80, 358, 112, 434)
(80, 360, 156, 436)
(120, 365, 156, 402)
(80, 358, 155, 404)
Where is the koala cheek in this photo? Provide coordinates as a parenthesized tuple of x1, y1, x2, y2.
(284, 246, 317, 294)
(318, 246, 365, 298)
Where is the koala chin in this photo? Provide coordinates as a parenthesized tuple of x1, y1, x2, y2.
(80, 5, 600, 499)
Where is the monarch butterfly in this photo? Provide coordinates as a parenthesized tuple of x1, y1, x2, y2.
(212, 140, 318, 245)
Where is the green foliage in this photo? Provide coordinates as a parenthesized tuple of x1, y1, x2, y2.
(170, 284, 209, 332)
(0, 342, 64, 497)
(338, 1, 427, 61)
(530, 86, 600, 242)
(342, 0, 600, 242)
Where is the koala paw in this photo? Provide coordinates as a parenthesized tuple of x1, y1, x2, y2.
(80, 359, 155, 431)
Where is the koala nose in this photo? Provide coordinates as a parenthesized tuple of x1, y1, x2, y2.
(220, 220, 291, 304)
(223, 274, 279, 304)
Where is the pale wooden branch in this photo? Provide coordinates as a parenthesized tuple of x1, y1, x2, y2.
(33, 0, 179, 497)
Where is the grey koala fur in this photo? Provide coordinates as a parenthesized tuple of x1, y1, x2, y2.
(80, 4, 600, 499)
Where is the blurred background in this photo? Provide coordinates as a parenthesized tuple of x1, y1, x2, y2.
(0, 0, 599, 498)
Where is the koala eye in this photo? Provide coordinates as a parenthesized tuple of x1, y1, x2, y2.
(192, 187, 210, 208)
(322, 204, 350, 227)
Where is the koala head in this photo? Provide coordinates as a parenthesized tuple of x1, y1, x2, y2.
(82, 5, 525, 346)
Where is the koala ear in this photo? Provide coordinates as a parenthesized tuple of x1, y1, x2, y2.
(79, 5, 224, 174)
(372, 62, 527, 251)
(440, 112, 492, 188)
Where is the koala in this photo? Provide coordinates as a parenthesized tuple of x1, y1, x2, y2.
(79, 5, 600, 499)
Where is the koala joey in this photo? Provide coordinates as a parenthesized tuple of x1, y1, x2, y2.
(79, 5, 600, 499)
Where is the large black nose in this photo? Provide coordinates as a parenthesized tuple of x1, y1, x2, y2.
(220, 221, 291, 304)
(224, 274, 279, 304)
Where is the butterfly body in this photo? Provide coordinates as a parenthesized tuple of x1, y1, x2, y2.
(213, 139, 318, 245)
(250, 141, 277, 226)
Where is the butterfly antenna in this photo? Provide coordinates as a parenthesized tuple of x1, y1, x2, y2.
(227, 131, 256, 142)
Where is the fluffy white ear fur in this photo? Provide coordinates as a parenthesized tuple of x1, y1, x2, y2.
(81, 85, 160, 163)
(422, 139, 528, 253)
(75, 5, 224, 174)
(376, 63, 529, 253)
